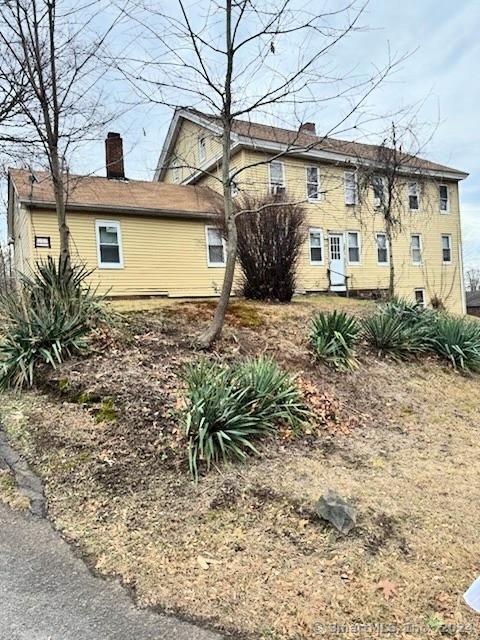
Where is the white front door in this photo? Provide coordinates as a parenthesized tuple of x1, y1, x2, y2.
(329, 233, 346, 291)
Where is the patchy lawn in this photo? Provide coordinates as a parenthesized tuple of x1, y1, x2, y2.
(0, 295, 479, 639)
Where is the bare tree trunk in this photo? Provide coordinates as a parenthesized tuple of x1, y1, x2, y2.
(197, 0, 235, 348)
(50, 151, 70, 270)
(386, 222, 395, 298)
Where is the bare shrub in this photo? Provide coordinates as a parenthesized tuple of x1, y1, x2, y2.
(234, 194, 307, 303)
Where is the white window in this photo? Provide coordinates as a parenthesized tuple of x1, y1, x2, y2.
(309, 228, 323, 264)
(439, 184, 449, 212)
(306, 166, 320, 201)
(408, 182, 419, 210)
(372, 175, 385, 209)
(198, 136, 207, 162)
(172, 160, 180, 183)
(269, 160, 285, 195)
(347, 231, 360, 264)
(376, 232, 389, 265)
(411, 234, 422, 265)
(442, 234, 452, 263)
(344, 171, 357, 205)
(95, 220, 123, 269)
(205, 226, 225, 267)
(414, 288, 426, 307)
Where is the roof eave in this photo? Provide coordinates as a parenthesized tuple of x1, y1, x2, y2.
(21, 198, 220, 220)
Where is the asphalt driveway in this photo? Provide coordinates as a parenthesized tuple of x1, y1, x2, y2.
(0, 503, 222, 640)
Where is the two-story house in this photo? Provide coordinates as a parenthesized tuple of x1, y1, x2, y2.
(156, 108, 468, 313)
(7, 111, 468, 313)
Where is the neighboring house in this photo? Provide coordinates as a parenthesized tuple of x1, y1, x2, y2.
(8, 134, 222, 297)
(156, 108, 469, 314)
(466, 291, 480, 317)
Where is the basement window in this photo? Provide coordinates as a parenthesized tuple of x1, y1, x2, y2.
(414, 288, 426, 307)
(206, 226, 225, 267)
(96, 220, 123, 268)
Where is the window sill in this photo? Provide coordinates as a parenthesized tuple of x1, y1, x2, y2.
(207, 263, 226, 268)
(98, 263, 124, 270)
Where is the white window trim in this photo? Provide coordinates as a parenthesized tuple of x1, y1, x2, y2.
(439, 184, 450, 214)
(414, 288, 426, 307)
(198, 135, 207, 162)
(408, 181, 420, 212)
(376, 232, 389, 266)
(205, 225, 226, 268)
(344, 170, 358, 206)
(306, 166, 321, 201)
(347, 230, 361, 265)
(442, 233, 452, 264)
(268, 160, 285, 195)
(95, 220, 124, 269)
(309, 227, 324, 265)
(411, 233, 423, 265)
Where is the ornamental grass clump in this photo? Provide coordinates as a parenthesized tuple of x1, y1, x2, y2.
(0, 257, 108, 389)
(309, 310, 360, 370)
(427, 314, 480, 373)
(181, 357, 309, 480)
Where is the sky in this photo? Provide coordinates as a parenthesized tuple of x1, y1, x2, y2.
(1, 0, 479, 270)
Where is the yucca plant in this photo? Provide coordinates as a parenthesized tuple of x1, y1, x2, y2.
(309, 310, 360, 370)
(181, 357, 309, 480)
(0, 257, 109, 389)
(362, 313, 428, 359)
(381, 296, 432, 328)
(427, 314, 480, 372)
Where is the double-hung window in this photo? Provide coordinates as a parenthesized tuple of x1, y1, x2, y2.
(347, 231, 360, 264)
(376, 233, 388, 265)
(344, 171, 357, 205)
(439, 184, 449, 212)
(408, 182, 419, 210)
(269, 161, 285, 195)
(411, 234, 422, 265)
(96, 221, 123, 269)
(306, 166, 320, 200)
(372, 175, 385, 209)
(206, 226, 225, 267)
(442, 234, 452, 263)
(198, 136, 207, 162)
(309, 228, 323, 264)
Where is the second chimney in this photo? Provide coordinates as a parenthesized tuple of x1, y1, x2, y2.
(105, 132, 125, 179)
(299, 122, 316, 135)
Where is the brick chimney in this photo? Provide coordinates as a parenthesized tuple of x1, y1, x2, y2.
(299, 122, 316, 135)
(105, 132, 125, 179)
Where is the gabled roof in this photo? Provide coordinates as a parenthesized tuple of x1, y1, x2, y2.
(9, 168, 222, 219)
(155, 108, 469, 182)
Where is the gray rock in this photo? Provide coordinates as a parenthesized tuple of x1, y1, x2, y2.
(315, 489, 356, 534)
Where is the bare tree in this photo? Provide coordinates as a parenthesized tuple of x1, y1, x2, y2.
(0, 0, 124, 271)
(356, 121, 435, 298)
(118, 0, 404, 347)
(465, 268, 480, 292)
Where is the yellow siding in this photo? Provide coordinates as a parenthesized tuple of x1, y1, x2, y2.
(27, 209, 226, 297)
(163, 119, 223, 186)
(12, 198, 34, 275)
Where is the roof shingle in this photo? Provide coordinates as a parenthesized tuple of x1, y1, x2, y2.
(9, 168, 222, 217)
